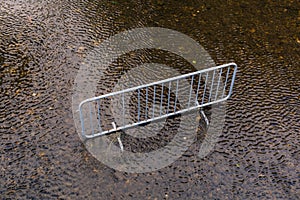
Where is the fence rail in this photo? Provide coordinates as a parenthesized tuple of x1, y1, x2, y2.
(79, 63, 237, 140)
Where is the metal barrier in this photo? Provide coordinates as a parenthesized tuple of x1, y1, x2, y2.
(78, 63, 237, 143)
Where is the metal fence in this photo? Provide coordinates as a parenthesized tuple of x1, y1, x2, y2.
(79, 63, 237, 140)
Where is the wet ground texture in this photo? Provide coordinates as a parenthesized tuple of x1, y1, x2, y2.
(1, 0, 299, 199)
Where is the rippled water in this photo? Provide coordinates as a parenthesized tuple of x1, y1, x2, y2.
(1, 0, 299, 199)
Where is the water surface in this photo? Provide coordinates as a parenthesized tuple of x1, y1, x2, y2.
(1, 0, 299, 199)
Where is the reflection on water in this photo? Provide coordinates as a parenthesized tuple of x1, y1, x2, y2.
(1, 0, 299, 199)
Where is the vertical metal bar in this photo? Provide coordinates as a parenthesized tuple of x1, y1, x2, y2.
(215, 68, 223, 101)
(89, 102, 94, 135)
(145, 87, 148, 120)
(97, 99, 101, 130)
(202, 72, 208, 105)
(188, 75, 194, 108)
(195, 74, 202, 106)
(228, 64, 238, 97)
(222, 66, 230, 98)
(167, 81, 171, 114)
(160, 83, 164, 116)
(174, 79, 179, 112)
(138, 88, 140, 122)
(122, 91, 125, 127)
(79, 106, 85, 138)
(152, 85, 156, 118)
(208, 70, 216, 102)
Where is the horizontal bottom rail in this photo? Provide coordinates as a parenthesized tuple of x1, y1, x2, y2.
(83, 97, 226, 139)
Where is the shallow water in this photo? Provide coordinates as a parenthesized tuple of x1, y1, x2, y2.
(1, 0, 299, 199)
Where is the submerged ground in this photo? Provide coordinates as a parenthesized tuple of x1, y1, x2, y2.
(1, 0, 299, 199)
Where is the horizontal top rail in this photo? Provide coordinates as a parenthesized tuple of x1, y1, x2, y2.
(79, 62, 237, 108)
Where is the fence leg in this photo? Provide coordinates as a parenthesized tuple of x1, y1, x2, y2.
(117, 136, 124, 152)
(112, 122, 124, 151)
(200, 110, 209, 126)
